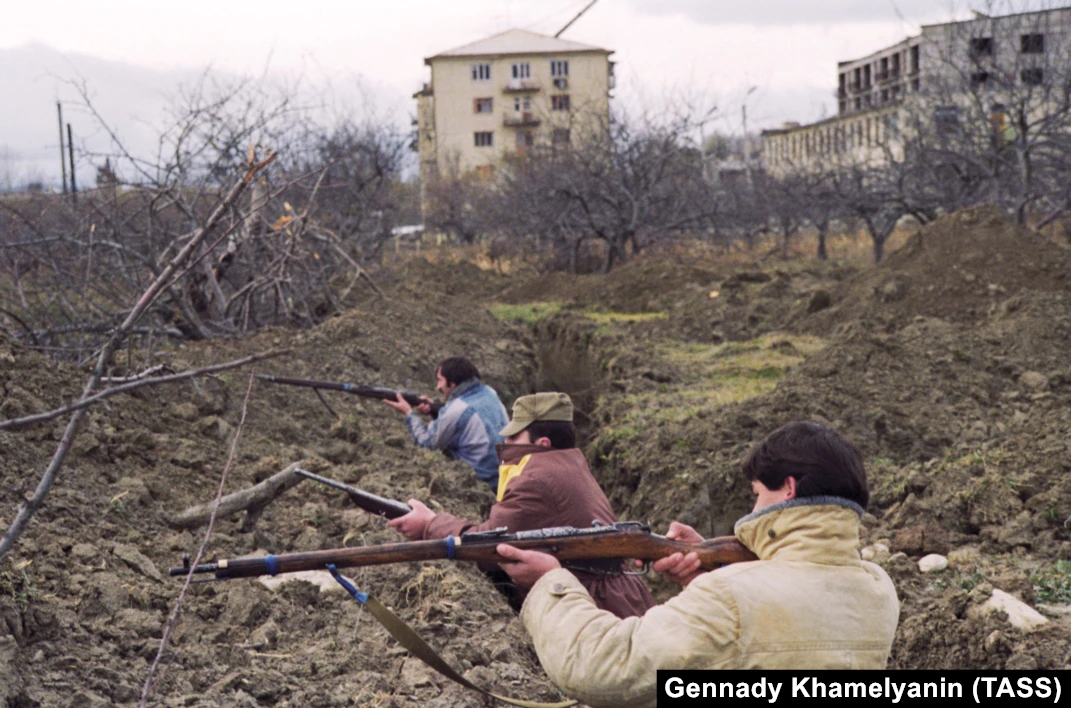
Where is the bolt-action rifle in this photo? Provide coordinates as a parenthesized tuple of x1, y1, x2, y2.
(169, 521, 758, 579)
(295, 468, 411, 519)
(255, 374, 443, 418)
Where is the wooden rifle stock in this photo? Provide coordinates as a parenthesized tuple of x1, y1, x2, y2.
(169, 521, 757, 579)
(295, 468, 411, 519)
(255, 374, 444, 417)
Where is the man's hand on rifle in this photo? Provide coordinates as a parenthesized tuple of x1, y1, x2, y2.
(383, 393, 413, 415)
(496, 544, 561, 589)
(414, 395, 434, 416)
(650, 521, 706, 587)
(387, 499, 436, 540)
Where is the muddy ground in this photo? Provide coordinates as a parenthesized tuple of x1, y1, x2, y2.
(2, 204, 1071, 706)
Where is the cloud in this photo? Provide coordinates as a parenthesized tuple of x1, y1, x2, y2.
(623, 0, 962, 27)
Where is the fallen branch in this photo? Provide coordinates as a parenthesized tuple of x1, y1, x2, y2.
(167, 459, 317, 530)
(0, 349, 288, 431)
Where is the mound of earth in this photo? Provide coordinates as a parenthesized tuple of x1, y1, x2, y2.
(0, 277, 554, 707)
(801, 205, 1071, 335)
(580, 209, 1071, 666)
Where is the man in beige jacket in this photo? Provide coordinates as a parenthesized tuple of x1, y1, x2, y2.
(497, 421, 900, 708)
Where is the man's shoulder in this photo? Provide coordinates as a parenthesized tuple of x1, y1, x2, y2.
(522, 447, 589, 472)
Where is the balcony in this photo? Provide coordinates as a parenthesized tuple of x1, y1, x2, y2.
(503, 112, 541, 127)
(503, 79, 541, 93)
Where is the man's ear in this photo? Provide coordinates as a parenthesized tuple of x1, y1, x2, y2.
(534, 437, 553, 448)
(782, 476, 798, 500)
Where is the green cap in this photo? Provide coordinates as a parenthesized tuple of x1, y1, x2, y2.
(499, 392, 573, 438)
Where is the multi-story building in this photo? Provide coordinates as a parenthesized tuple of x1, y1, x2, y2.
(762, 6, 1071, 177)
(414, 28, 614, 206)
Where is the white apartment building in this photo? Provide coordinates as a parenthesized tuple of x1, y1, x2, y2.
(762, 6, 1071, 177)
(415, 28, 614, 201)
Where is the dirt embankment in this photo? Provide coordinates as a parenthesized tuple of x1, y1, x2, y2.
(1, 205, 1070, 707)
(0, 275, 552, 707)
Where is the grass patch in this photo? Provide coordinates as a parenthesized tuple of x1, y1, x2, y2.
(488, 302, 562, 323)
(584, 310, 668, 332)
(659, 333, 827, 406)
(489, 301, 669, 331)
(1031, 560, 1071, 604)
(594, 333, 828, 442)
(0, 557, 37, 607)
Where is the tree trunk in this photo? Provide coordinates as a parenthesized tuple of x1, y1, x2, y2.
(873, 235, 886, 264)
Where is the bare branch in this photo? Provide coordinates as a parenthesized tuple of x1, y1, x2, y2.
(0, 349, 287, 431)
(138, 369, 257, 706)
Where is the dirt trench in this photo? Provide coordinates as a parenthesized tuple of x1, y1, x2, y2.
(2, 208, 1071, 707)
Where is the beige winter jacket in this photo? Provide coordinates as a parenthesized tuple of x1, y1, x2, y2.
(520, 499, 900, 708)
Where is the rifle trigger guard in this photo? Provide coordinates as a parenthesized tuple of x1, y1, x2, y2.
(625, 561, 650, 576)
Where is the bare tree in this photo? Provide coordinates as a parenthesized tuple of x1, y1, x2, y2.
(485, 107, 720, 273)
(0, 71, 410, 356)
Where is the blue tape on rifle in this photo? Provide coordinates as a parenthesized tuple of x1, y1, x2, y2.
(265, 555, 280, 576)
(327, 564, 369, 604)
(446, 536, 456, 560)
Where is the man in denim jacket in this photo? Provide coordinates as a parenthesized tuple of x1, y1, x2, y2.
(384, 356, 508, 490)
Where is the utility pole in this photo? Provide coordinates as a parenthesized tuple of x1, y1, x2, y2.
(555, 0, 598, 38)
(57, 102, 68, 194)
(67, 123, 77, 204)
(741, 86, 757, 185)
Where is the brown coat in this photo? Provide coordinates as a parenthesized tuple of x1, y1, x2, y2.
(424, 444, 653, 619)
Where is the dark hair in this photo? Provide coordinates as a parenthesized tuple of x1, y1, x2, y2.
(742, 421, 869, 508)
(437, 357, 480, 386)
(525, 420, 577, 450)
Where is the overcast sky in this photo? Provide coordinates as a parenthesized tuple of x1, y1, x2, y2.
(0, 0, 1034, 187)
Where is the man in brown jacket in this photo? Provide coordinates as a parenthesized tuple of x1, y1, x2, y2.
(388, 392, 653, 619)
(497, 421, 900, 708)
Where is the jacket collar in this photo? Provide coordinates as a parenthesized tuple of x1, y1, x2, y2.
(448, 378, 481, 401)
(734, 497, 865, 564)
(496, 443, 553, 466)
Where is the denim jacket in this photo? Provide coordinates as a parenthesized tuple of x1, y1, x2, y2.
(405, 378, 508, 489)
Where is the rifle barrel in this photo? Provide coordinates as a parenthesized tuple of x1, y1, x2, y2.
(168, 524, 757, 579)
(295, 468, 412, 519)
(255, 374, 443, 416)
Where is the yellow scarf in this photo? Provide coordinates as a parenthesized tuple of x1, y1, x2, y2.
(496, 454, 532, 501)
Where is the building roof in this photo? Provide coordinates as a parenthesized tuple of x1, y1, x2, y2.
(426, 28, 611, 62)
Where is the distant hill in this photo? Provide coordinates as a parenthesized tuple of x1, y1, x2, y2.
(0, 42, 201, 190)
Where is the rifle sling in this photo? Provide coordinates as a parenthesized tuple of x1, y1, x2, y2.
(327, 565, 577, 708)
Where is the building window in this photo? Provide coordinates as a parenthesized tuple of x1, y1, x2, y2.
(474, 131, 494, 147)
(553, 128, 570, 145)
(970, 71, 990, 88)
(513, 96, 531, 112)
(551, 95, 571, 111)
(551, 60, 569, 77)
(474, 98, 493, 113)
(512, 62, 531, 79)
(472, 63, 491, 81)
(969, 37, 994, 56)
(1021, 33, 1044, 54)
(516, 131, 534, 148)
(1021, 67, 1044, 86)
(910, 45, 920, 73)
